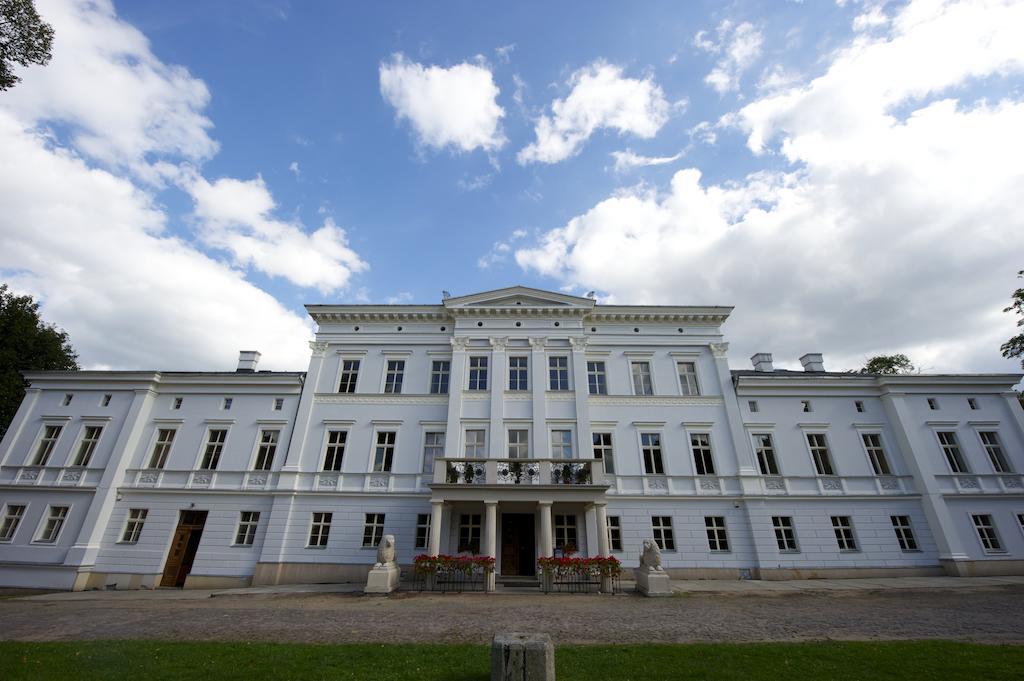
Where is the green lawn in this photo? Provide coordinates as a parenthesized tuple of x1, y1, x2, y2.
(0, 640, 1021, 680)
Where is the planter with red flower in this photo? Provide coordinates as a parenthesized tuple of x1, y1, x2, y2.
(413, 554, 495, 592)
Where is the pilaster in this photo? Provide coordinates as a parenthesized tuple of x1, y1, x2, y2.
(530, 337, 548, 459)
(489, 338, 507, 459)
(570, 336, 592, 463)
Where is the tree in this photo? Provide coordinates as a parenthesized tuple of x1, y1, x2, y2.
(1000, 270, 1024, 370)
(859, 354, 915, 375)
(0, 284, 79, 439)
(0, 0, 54, 91)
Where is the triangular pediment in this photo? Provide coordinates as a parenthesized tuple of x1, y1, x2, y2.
(443, 286, 595, 310)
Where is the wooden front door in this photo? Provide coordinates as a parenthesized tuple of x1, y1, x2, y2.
(500, 513, 536, 576)
(160, 510, 207, 587)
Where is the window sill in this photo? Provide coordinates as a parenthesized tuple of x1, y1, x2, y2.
(305, 545, 328, 550)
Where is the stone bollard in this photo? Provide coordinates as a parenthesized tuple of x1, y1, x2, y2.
(491, 632, 555, 681)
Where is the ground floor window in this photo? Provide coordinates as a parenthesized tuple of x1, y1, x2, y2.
(36, 506, 69, 543)
(363, 513, 385, 547)
(652, 516, 675, 551)
(971, 514, 1004, 553)
(607, 516, 622, 551)
(704, 516, 729, 552)
(120, 509, 148, 544)
(0, 504, 27, 542)
(890, 515, 919, 552)
(458, 513, 481, 553)
(554, 514, 578, 553)
(308, 512, 332, 548)
(772, 516, 798, 552)
(415, 513, 431, 549)
(235, 511, 260, 546)
(831, 516, 858, 552)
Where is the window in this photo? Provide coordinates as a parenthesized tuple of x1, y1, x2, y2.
(831, 516, 858, 551)
(1018, 513, 1024, 535)
(677, 362, 700, 395)
(691, 433, 716, 475)
(37, 506, 69, 543)
(273, 398, 284, 411)
(937, 431, 969, 473)
(631, 361, 654, 395)
(800, 400, 812, 413)
(422, 431, 444, 473)
(415, 513, 431, 549)
(754, 434, 780, 476)
(222, 397, 233, 410)
(855, 400, 865, 413)
(323, 430, 347, 471)
(200, 429, 227, 470)
(467, 356, 488, 390)
(550, 430, 573, 459)
(979, 431, 1011, 473)
(592, 433, 614, 474)
(748, 400, 759, 413)
(363, 513, 386, 547)
(253, 429, 280, 471)
(73, 425, 103, 466)
(971, 514, 1004, 553)
(308, 512, 332, 547)
(148, 428, 175, 469)
(806, 433, 835, 475)
(652, 516, 675, 551)
(0, 505, 27, 542)
(235, 511, 260, 546)
(508, 356, 529, 391)
(927, 397, 938, 410)
(641, 433, 664, 475)
(383, 359, 405, 394)
(862, 433, 892, 475)
(607, 516, 622, 551)
(120, 509, 148, 543)
(587, 361, 607, 395)
(705, 516, 729, 552)
(968, 398, 978, 410)
(554, 514, 578, 551)
(373, 432, 396, 472)
(464, 429, 486, 458)
(33, 425, 63, 465)
(430, 360, 451, 394)
(772, 516, 798, 552)
(338, 359, 360, 393)
(549, 356, 570, 391)
(457, 513, 480, 553)
(172, 397, 183, 410)
(102, 394, 112, 407)
(507, 429, 529, 459)
(890, 515, 918, 552)
(62, 394, 73, 406)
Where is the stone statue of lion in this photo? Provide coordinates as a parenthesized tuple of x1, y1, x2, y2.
(639, 538, 663, 572)
(375, 534, 396, 567)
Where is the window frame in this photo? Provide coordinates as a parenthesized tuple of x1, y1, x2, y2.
(0, 503, 28, 543)
(752, 432, 781, 476)
(936, 431, 970, 474)
(977, 430, 1012, 473)
(322, 428, 348, 472)
(197, 427, 229, 471)
(805, 432, 836, 476)
(548, 355, 570, 391)
(467, 355, 489, 391)
(860, 432, 892, 476)
(592, 432, 615, 474)
(971, 513, 1005, 554)
(507, 427, 530, 459)
(71, 423, 104, 467)
(607, 516, 622, 551)
(690, 432, 716, 476)
(234, 511, 261, 546)
(890, 515, 919, 552)
(337, 357, 362, 393)
(119, 508, 148, 544)
(34, 505, 70, 544)
(640, 431, 665, 475)
(831, 515, 858, 552)
(652, 515, 675, 551)
(372, 430, 397, 472)
(382, 358, 406, 394)
(508, 355, 529, 391)
(554, 513, 578, 551)
(31, 423, 64, 466)
(415, 513, 431, 550)
(587, 360, 608, 395)
(704, 516, 730, 552)
(464, 428, 486, 458)
(422, 430, 445, 474)
(772, 516, 799, 552)
(630, 361, 655, 396)
(362, 512, 386, 548)
(457, 513, 480, 553)
(251, 428, 281, 471)
(147, 427, 177, 469)
(307, 511, 332, 548)
(550, 429, 573, 459)
(676, 361, 701, 396)
(429, 359, 451, 395)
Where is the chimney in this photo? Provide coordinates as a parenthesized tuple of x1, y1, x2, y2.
(750, 353, 774, 372)
(237, 350, 261, 372)
(799, 353, 825, 372)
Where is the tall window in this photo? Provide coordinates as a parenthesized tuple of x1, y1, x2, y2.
(148, 429, 175, 469)
(36, 506, 69, 543)
(464, 430, 486, 458)
(549, 356, 570, 391)
(338, 359, 360, 393)
(631, 361, 654, 395)
(592, 433, 614, 474)
(415, 513, 431, 549)
(691, 433, 715, 475)
(308, 512, 332, 547)
(508, 429, 529, 459)
(979, 432, 1011, 472)
(33, 425, 63, 465)
(468, 356, 488, 390)
(200, 429, 227, 470)
(373, 432, 396, 472)
(430, 360, 451, 394)
(641, 433, 664, 475)
(677, 362, 700, 395)
(971, 514, 1003, 553)
(831, 516, 857, 551)
(652, 516, 674, 551)
(937, 432, 969, 473)
(890, 515, 918, 552)
(754, 434, 780, 475)
(73, 425, 103, 466)
(806, 433, 835, 475)
(363, 513, 386, 547)
(607, 516, 622, 551)
(235, 511, 260, 546)
(772, 516, 798, 552)
(587, 361, 607, 395)
(253, 429, 280, 471)
(120, 509, 148, 544)
(704, 516, 729, 552)
(0, 505, 27, 542)
(550, 430, 572, 459)
(458, 513, 481, 553)
(861, 433, 892, 475)
(422, 432, 445, 474)
(323, 430, 347, 471)
(554, 514, 578, 551)
(383, 360, 405, 394)
(508, 356, 529, 391)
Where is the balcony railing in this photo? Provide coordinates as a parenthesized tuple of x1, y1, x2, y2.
(438, 458, 604, 486)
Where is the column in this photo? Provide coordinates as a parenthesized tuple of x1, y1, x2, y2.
(484, 500, 498, 591)
(570, 336, 592, 468)
(489, 338, 507, 459)
(428, 500, 445, 555)
(445, 337, 470, 461)
(529, 337, 548, 459)
(539, 501, 553, 557)
(594, 502, 613, 594)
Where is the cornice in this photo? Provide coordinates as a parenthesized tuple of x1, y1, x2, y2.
(313, 393, 448, 405)
(589, 395, 725, 407)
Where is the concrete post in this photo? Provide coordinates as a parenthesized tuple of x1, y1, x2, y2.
(484, 500, 498, 591)
(539, 501, 553, 557)
(491, 632, 555, 681)
(429, 500, 444, 555)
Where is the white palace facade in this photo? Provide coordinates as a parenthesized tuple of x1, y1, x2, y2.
(1, 286, 1023, 590)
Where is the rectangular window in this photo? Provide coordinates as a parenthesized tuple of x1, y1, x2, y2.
(677, 362, 700, 395)
(968, 398, 978, 410)
(373, 432, 396, 472)
(467, 356, 488, 390)
(652, 516, 675, 551)
(592, 432, 614, 474)
(363, 513, 385, 547)
(33, 425, 63, 465)
(222, 397, 233, 410)
(508, 356, 529, 391)
(148, 429, 175, 469)
(890, 515, 918, 552)
(641, 433, 664, 475)
(807, 433, 835, 475)
(0, 504, 27, 542)
(607, 516, 622, 551)
(704, 516, 729, 552)
(801, 400, 813, 413)
(457, 513, 480, 553)
(253, 429, 280, 471)
(415, 513, 431, 549)
(554, 514, 578, 551)
(691, 433, 716, 475)
(772, 516, 798, 552)
(273, 398, 284, 411)
(748, 400, 759, 413)
(323, 430, 347, 471)
(464, 429, 486, 458)
(308, 512, 332, 547)
(631, 361, 654, 396)
(172, 397, 183, 410)
(831, 516, 858, 551)
(971, 514, 1004, 553)
(200, 429, 227, 470)
(422, 431, 444, 474)
(937, 431, 969, 473)
(862, 433, 892, 475)
(548, 356, 570, 391)
(62, 394, 73, 406)
(37, 506, 69, 543)
(102, 394, 112, 407)
(754, 434, 780, 476)
(338, 359, 360, 393)
(120, 508, 148, 544)
(507, 429, 529, 459)
(927, 397, 939, 410)
(550, 430, 572, 459)
(979, 432, 1011, 473)
(430, 360, 451, 394)
(855, 400, 865, 413)
(383, 359, 405, 394)
(587, 361, 607, 395)
(73, 425, 103, 466)
(235, 511, 260, 546)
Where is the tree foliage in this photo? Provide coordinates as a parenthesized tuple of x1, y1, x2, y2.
(1000, 270, 1024, 370)
(0, 284, 79, 439)
(859, 354, 915, 375)
(0, 0, 54, 91)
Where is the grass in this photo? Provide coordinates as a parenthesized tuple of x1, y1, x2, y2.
(0, 640, 1021, 680)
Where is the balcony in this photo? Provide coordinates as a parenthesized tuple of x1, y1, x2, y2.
(436, 458, 605, 487)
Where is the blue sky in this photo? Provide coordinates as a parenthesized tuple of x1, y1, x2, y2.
(2, 0, 1023, 375)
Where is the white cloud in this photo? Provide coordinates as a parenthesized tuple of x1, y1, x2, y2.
(385, 292, 414, 304)
(516, 0, 1024, 374)
(610, 149, 683, 172)
(288, 161, 300, 177)
(694, 20, 764, 94)
(495, 44, 515, 64)
(517, 62, 671, 165)
(477, 229, 529, 269)
(379, 53, 506, 153)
